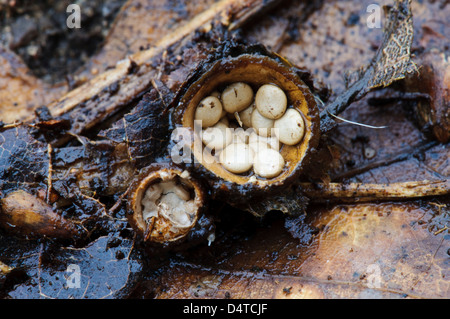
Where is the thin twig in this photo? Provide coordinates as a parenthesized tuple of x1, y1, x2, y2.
(144, 216, 156, 242)
(37, 243, 53, 299)
(326, 109, 388, 129)
(331, 140, 439, 181)
(46, 143, 53, 204)
(301, 180, 450, 203)
(107, 185, 131, 217)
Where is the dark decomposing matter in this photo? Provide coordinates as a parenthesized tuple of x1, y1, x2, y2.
(0, 0, 448, 298)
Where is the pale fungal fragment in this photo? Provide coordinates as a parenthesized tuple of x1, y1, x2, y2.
(253, 148, 285, 178)
(195, 96, 223, 128)
(364, 147, 376, 159)
(251, 108, 274, 137)
(219, 142, 254, 174)
(141, 181, 193, 224)
(274, 108, 305, 145)
(255, 84, 287, 119)
(141, 184, 161, 221)
(221, 82, 254, 113)
(158, 192, 196, 227)
(248, 176, 258, 183)
(202, 122, 232, 150)
(142, 196, 158, 221)
(143, 183, 162, 202)
(180, 170, 190, 179)
(207, 232, 216, 246)
(160, 181, 191, 201)
(142, 181, 195, 228)
(128, 166, 205, 244)
(234, 111, 243, 127)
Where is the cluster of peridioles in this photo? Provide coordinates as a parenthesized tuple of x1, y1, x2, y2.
(196, 82, 306, 178)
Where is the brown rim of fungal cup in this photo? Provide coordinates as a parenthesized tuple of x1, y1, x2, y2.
(127, 164, 206, 243)
(175, 52, 320, 200)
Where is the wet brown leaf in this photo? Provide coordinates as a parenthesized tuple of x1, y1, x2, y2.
(152, 202, 449, 299)
(0, 0, 449, 299)
(0, 47, 66, 123)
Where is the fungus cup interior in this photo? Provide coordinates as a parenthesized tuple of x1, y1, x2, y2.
(181, 54, 317, 187)
(130, 168, 203, 242)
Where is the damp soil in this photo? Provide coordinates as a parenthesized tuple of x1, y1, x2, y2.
(0, 0, 126, 84)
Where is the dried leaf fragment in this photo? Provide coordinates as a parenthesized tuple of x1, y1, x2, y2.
(368, 0, 416, 89)
(0, 190, 83, 239)
(321, 0, 416, 132)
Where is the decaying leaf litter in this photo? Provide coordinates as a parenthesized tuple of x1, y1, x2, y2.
(0, 0, 449, 298)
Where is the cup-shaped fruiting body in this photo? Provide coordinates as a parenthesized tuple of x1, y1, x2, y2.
(175, 48, 320, 203)
(127, 164, 206, 243)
